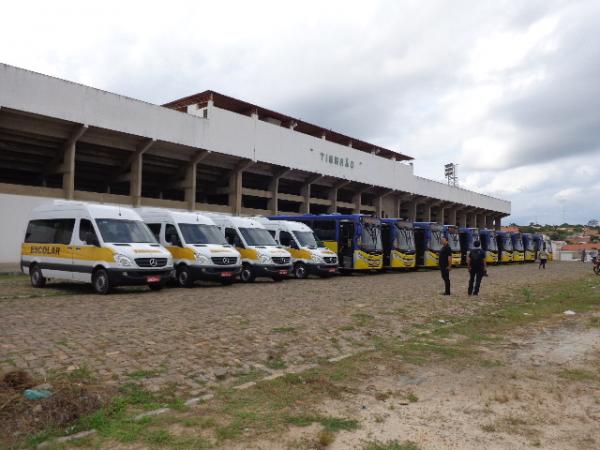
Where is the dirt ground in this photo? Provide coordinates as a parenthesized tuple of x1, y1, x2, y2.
(0, 263, 590, 397)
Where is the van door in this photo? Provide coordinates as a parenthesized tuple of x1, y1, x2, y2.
(339, 221, 355, 269)
(73, 218, 101, 282)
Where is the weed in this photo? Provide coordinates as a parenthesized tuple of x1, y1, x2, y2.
(481, 423, 496, 432)
(265, 357, 287, 370)
(521, 288, 533, 302)
(362, 440, 421, 450)
(271, 327, 296, 333)
(68, 364, 95, 382)
(340, 324, 355, 331)
(352, 313, 375, 326)
(318, 429, 335, 446)
(126, 369, 161, 380)
(407, 392, 419, 403)
(558, 369, 597, 381)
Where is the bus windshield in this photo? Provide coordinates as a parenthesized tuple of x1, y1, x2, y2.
(513, 237, 524, 251)
(430, 229, 443, 251)
(487, 234, 498, 251)
(502, 236, 513, 251)
(239, 227, 278, 246)
(447, 231, 460, 251)
(525, 239, 535, 251)
(361, 222, 382, 251)
(293, 230, 321, 249)
(393, 224, 414, 251)
(95, 219, 157, 244)
(179, 223, 227, 245)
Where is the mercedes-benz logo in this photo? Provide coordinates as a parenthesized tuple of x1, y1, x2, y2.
(149, 258, 157, 267)
(222, 258, 229, 265)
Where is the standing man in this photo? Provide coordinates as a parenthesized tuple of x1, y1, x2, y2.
(581, 249, 586, 263)
(538, 245, 548, 269)
(439, 236, 452, 296)
(467, 240, 486, 296)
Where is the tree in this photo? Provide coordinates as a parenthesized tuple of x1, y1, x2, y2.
(587, 219, 599, 227)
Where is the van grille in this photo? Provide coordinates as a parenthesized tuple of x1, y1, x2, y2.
(211, 257, 237, 265)
(324, 257, 337, 264)
(135, 258, 168, 268)
(272, 257, 290, 265)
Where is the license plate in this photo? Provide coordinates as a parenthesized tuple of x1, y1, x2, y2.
(220, 272, 232, 277)
(147, 275, 160, 283)
(328, 268, 336, 272)
(279, 270, 288, 275)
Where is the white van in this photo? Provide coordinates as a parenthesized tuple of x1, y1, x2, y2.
(206, 214, 292, 282)
(21, 201, 173, 294)
(137, 208, 242, 287)
(257, 218, 338, 279)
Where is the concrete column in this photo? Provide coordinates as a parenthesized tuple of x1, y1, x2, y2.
(421, 203, 432, 222)
(485, 215, 494, 229)
(394, 197, 402, 218)
(433, 205, 445, 224)
(447, 207, 458, 226)
(183, 162, 197, 211)
(494, 216, 502, 230)
(229, 160, 254, 215)
(374, 190, 394, 218)
(327, 187, 338, 213)
(406, 201, 417, 222)
(61, 124, 88, 200)
(267, 168, 291, 215)
(468, 212, 477, 228)
(458, 210, 467, 228)
(130, 152, 143, 207)
(62, 140, 76, 200)
(477, 213, 487, 229)
(352, 191, 362, 214)
(300, 175, 323, 214)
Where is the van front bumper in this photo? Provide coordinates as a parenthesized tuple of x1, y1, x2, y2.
(308, 263, 338, 275)
(255, 264, 292, 278)
(189, 265, 242, 281)
(108, 268, 173, 286)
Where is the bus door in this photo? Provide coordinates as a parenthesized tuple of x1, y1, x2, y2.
(381, 222, 392, 267)
(339, 220, 355, 269)
(414, 228, 425, 267)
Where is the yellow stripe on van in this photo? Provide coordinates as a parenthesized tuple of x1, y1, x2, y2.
(74, 246, 114, 262)
(167, 246, 196, 260)
(238, 247, 259, 261)
(323, 241, 338, 253)
(289, 248, 312, 260)
(21, 244, 114, 262)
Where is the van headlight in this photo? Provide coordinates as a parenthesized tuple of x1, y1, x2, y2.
(116, 254, 134, 267)
(258, 253, 271, 264)
(311, 254, 324, 263)
(195, 253, 210, 265)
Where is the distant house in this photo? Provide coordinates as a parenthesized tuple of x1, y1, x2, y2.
(557, 243, 600, 261)
(501, 226, 520, 233)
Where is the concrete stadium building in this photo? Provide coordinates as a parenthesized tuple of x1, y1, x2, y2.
(0, 64, 510, 264)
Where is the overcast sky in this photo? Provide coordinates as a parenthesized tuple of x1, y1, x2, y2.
(2, 0, 599, 224)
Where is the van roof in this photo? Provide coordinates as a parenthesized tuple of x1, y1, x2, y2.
(30, 200, 142, 221)
(201, 213, 266, 229)
(260, 219, 312, 233)
(136, 208, 215, 226)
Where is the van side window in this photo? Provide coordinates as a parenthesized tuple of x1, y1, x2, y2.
(280, 231, 293, 246)
(25, 219, 75, 244)
(147, 223, 161, 241)
(79, 219, 98, 244)
(267, 230, 276, 238)
(165, 224, 180, 245)
(225, 228, 240, 247)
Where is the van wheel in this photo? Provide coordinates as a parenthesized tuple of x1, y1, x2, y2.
(176, 265, 193, 288)
(92, 268, 111, 295)
(29, 265, 46, 288)
(239, 264, 255, 283)
(293, 263, 308, 279)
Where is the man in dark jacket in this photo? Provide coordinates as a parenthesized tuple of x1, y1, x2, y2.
(467, 240, 486, 296)
(439, 237, 452, 295)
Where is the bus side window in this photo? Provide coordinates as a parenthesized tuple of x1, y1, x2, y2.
(312, 220, 335, 241)
(146, 223, 161, 241)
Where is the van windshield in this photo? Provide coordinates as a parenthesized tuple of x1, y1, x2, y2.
(95, 219, 156, 244)
(293, 231, 321, 249)
(239, 228, 278, 246)
(179, 223, 227, 245)
(393, 225, 415, 251)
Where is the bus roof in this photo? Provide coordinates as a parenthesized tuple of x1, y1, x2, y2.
(270, 213, 378, 222)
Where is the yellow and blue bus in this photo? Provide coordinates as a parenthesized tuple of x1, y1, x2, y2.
(380, 219, 416, 269)
(522, 233, 536, 262)
(459, 227, 480, 265)
(413, 222, 444, 268)
(443, 225, 462, 266)
(479, 229, 499, 264)
(496, 231, 513, 263)
(270, 214, 383, 271)
(511, 232, 525, 262)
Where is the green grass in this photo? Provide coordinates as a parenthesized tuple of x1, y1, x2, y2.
(265, 357, 287, 370)
(126, 369, 162, 380)
(271, 326, 296, 333)
(362, 440, 421, 450)
(352, 313, 375, 326)
(558, 369, 597, 381)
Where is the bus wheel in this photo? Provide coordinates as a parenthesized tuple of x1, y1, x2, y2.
(240, 264, 256, 283)
(176, 265, 194, 288)
(293, 263, 308, 279)
(29, 264, 46, 288)
(92, 268, 112, 295)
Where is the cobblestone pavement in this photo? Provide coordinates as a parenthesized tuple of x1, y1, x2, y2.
(0, 263, 589, 395)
